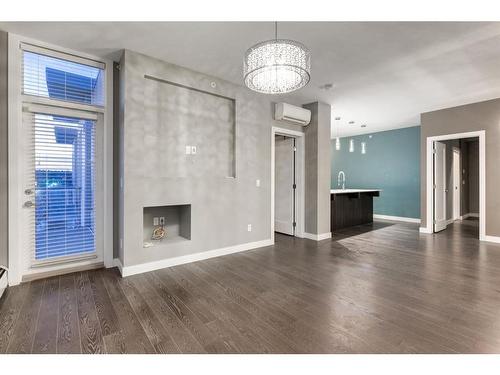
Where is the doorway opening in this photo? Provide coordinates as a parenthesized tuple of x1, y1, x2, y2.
(271, 127, 305, 241)
(431, 134, 481, 237)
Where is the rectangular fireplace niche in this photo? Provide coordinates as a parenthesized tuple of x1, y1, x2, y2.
(143, 204, 191, 247)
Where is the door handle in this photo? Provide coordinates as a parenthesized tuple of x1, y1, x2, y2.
(24, 200, 35, 208)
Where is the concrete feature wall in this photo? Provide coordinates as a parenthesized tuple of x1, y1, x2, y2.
(117, 50, 307, 268)
(420, 98, 500, 237)
(0, 31, 8, 268)
(303, 102, 331, 236)
(331, 126, 421, 219)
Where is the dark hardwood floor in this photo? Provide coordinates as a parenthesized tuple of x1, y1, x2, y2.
(2, 218, 500, 353)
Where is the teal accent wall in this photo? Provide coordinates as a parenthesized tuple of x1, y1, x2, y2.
(331, 126, 421, 219)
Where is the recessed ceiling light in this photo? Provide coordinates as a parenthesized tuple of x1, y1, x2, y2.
(361, 124, 367, 128)
(348, 121, 355, 125)
(334, 117, 341, 121)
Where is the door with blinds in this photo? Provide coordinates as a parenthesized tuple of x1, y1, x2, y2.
(23, 108, 99, 266)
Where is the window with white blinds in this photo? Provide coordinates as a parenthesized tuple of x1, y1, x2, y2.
(22, 49, 105, 106)
(25, 111, 96, 262)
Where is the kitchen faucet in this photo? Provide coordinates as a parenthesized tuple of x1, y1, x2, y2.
(338, 171, 346, 190)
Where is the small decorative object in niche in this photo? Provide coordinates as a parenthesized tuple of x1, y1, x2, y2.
(143, 205, 191, 246)
(152, 225, 166, 241)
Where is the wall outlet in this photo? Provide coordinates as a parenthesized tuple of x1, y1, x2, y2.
(256, 179, 260, 187)
(191, 146, 197, 154)
(247, 224, 252, 232)
(159, 217, 165, 225)
(185, 145, 191, 155)
(153, 217, 159, 226)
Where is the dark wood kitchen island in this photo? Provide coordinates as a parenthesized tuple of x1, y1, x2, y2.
(331, 189, 381, 232)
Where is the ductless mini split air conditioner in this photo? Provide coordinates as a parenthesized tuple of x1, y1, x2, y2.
(274, 102, 311, 126)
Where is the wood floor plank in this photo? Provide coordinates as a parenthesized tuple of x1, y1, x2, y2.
(117, 275, 179, 353)
(126, 274, 206, 353)
(75, 272, 104, 354)
(0, 283, 29, 353)
(57, 274, 81, 354)
(32, 276, 60, 353)
(6, 279, 45, 353)
(2, 218, 500, 353)
(144, 271, 229, 353)
(88, 270, 119, 337)
(100, 269, 155, 354)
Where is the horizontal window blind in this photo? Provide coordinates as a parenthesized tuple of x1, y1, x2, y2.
(22, 50, 105, 106)
(25, 111, 96, 263)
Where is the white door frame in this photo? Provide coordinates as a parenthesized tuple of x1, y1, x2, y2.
(422, 130, 485, 240)
(452, 146, 461, 221)
(7, 34, 114, 285)
(271, 126, 305, 242)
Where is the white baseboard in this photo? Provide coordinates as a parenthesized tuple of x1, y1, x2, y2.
(118, 239, 274, 277)
(460, 213, 479, 220)
(303, 232, 332, 241)
(0, 270, 7, 300)
(373, 214, 421, 224)
(482, 235, 500, 244)
(419, 226, 433, 234)
(113, 258, 124, 274)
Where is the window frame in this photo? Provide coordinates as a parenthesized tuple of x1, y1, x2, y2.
(8, 33, 114, 285)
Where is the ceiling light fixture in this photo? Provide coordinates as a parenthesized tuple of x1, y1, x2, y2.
(349, 121, 355, 125)
(244, 22, 311, 94)
(334, 116, 341, 150)
(361, 141, 367, 154)
(349, 139, 355, 153)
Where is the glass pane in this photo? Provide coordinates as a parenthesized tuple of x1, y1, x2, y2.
(34, 114, 96, 260)
(23, 51, 104, 106)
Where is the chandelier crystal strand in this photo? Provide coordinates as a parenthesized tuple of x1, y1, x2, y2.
(244, 23, 311, 94)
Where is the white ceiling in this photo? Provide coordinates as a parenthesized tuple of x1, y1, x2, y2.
(2, 21, 500, 137)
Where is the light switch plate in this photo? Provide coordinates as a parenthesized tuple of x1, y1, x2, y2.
(159, 217, 165, 225)
(256, 179, 260, 187)
(185, 146, 191, 155)
(247, 224, 252, 232)
(191, 146, 197, 154)
(153, 217, 159, 226)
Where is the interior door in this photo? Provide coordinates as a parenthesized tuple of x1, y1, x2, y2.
(434, 141, 447, 232)
(22, 107, 101, 267)
(453, 148, 461, 220)
(275, 135, 295, 236)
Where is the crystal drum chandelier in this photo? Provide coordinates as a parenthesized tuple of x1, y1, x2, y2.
(244, 22, 311, 94)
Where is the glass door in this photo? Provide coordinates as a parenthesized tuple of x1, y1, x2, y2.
(23, 109, 98, 266)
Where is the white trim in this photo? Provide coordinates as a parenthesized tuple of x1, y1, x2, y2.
(118, 239, 273, 277)
(20, 42, 106, 70)
(373, 214, 421, 224)
(7, 33, 114, 285)
(271, 126, 305, 240)
(113, 258, 123, 274)
(452, 146, 461, 221)
(0, 270, 7, 299)
(460, 213, 479, 220)
(303, 232, 332, 241)
(424, 130, 486, 241)
(483, 236, 500, 244)
(21, 259, 103, 282)
(419, 227, 433, 234)
(445, 218, 455, 225)
(22, 96, 105, 115)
